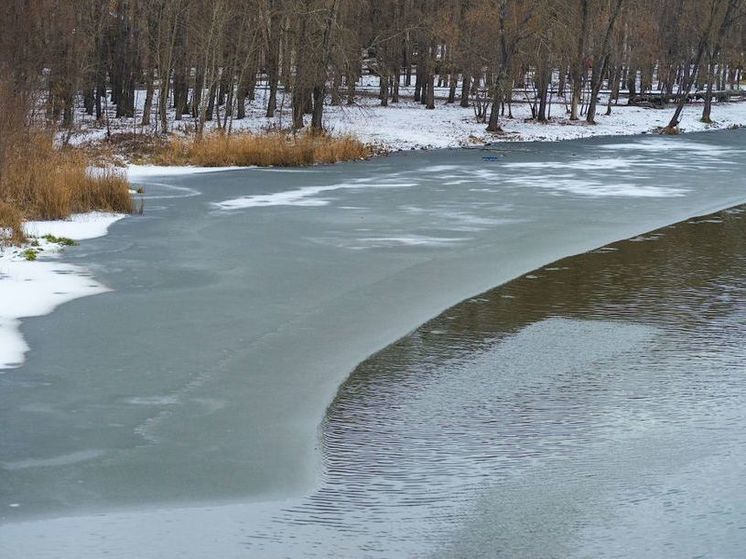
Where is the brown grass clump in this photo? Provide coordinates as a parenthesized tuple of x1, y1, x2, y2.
(658, 125, 680, 135)
(153, 131, 373, 167)
(0, 201, 25, 245)
(0, 134, 133, 221)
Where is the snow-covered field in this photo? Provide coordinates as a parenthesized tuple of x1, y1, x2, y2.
(0, 213, 124, 370)
(66, 75, 746, 153)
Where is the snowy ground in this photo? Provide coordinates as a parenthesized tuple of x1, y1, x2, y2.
(0, 213, 125, 370)
(65, 74, 746, 154)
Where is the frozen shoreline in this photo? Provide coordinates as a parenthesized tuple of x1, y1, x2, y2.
(67, 77, 746, 155)
(0, 213, 125, 370)
(322, 97, 746, 152)
(0, 166, 244, 372)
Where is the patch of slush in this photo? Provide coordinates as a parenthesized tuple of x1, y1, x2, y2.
(125, 396, 181, 406)
(502, 157, 634, 171)
(555, 181, 686, 198)
(597, 139, 741, 154)
(459, 164, 687, 198)
(2, 450, 106, 471)
(420, 164, 464, 173)
(351, 235, 470, 248)
(213, 180, 415, 210)
(501, 176, 687, 198)
(0, 213, 125, 370)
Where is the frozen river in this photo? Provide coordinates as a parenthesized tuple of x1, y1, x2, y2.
(2, 130, 746, 557)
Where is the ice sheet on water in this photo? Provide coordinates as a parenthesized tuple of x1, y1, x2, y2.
(313, 234, 471, 250)
(502, 157, 634, 171)
(2, 450, 106, 471)
(212, 180, 415, 210)
(598, 138, 740, 154)
(0, 213, 124, 370)
(500, 175, 687, 198)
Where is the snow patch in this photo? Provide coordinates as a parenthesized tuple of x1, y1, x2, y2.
(127, 165, 249, 181)
(23, 212, 125, 240)
(2, 450, 106, 471)
(502, 157, 634, 171)
(504, 176, 687, 198)
(0, 213, 125, 370)
(350, 235, 470, 248)
(213, 180, 415, 210)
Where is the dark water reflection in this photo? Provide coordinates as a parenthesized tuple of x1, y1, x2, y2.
(252, 206, 746, 557)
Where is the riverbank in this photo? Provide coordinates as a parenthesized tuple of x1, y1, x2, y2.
(0, 213, 125, 369)
(315, 95, 746, 151)
(68, 83, 746, 163)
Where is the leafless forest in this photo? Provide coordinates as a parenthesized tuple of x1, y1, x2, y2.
(2, 0, 745, 138)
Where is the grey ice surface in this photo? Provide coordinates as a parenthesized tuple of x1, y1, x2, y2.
(2, 130, 746, 558)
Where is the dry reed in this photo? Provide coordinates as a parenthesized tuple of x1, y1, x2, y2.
(0, 201, 25, 245)
(152, 131, 373, 167)
(0, 134, 133, 223)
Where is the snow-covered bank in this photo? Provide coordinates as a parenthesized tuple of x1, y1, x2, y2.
(329, 98, 746, 151)
(67, 77, 746, 155)
(0, 213, 125, 370)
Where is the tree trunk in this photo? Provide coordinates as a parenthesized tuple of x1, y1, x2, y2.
(311, 85, 324, 130)
(292, 87, 306, 129)
(460, 73, 470, 107)
(570, 0, 589, 120)
(424, 44, 435, 109)
(263, 1, 280, 118)
(702, 58, 715, 123)
(192, 68, 203, 119)
(626, 67, 636, 102)
(346, 71, 356, 105)
(537, 65, 550, 121)
(447, 74, 457, 103)
(158, 68, 170, 133)
(142, 69, 155, 126)
(413, 59, 422, 101)
(309, 0, 339, 132)
(606, 65, 620, 116)
(331, 71, 342, 105)
(665, 0, 738, 132)
(392, 69, 400, 103)
(587, 0, 624, 124)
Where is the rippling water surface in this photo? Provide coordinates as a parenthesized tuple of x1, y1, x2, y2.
(250, 206, 746, 557)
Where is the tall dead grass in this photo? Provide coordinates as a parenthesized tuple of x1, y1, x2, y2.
(153, 131, 373, 167)
(0, 134, 133, 224)
(0, 201, 25, 245)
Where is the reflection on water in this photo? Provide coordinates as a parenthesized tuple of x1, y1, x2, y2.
(249, 206, 746, 557)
